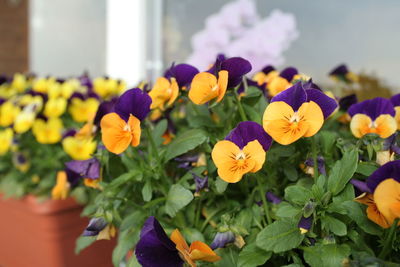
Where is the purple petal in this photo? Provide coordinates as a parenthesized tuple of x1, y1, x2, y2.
(220, 57, 252, 88)
(348, 98, 395, 120)
(135, 216, 183, 267)
(70, 92, 85, 100)
(164, 63, 199, 88)
(62, 129, 77, 139)
(366, 160, 400, 192)
(279, 67, 298, 81)
(306, 89, 338, 118)
(298, 216, 313, 231)
(350, 179, 371, 196)
(192, 173, 208, 193)
(66, 169, 81, 187)
(94, 98, 117, 126)
(271, 82, 307, 111)
(114, 88, 152, 122)
(83, 217, 108, 234)
(383, 134, 397, 151)
(207, 54, 227, 75)
(339, 94, 357, 111)
(225, 121, 272, 151)
(391, 94, 400, 107)
(266, 192, 282, 204)
(65, 158, 100, 179)
(210, 231, 235, 250)
(329, 64, 349, 76)
(261, 65, 275, 74)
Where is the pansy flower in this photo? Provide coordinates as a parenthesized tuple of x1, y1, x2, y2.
(32, 117, 63, 144)
(263, 81, 338, 145)
(150, 63, 199, 110)
(65, 158, 101, 189)
(82, 217, 116, 240)
(211, 121, 272, 183)
(348, 97, 397, 139)
(0, 101, 20, 127)
(353, 161, 400, 228)
(266, 67, 299, 97)
(189, 56, 251, 105)
(135, 216, 220, 267)
(69, 93, 100, 123)
(12, 152, 30, 172)
(252, 65, 278, 87)
(298, 216, 313, 234)
(329, 64, 358, 83)
(93, 77, 126, 99)
(100, 88, 151, 154)
(43, 97, 67, 118)
(390, 94, 400, 130)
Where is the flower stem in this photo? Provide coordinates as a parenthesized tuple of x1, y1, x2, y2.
(144, 125, 161, 162)
(236, 96, 248, 121)
(311, 136, 319, 178)
(255, 174, 272, 225)
(378, 218, 399, 259)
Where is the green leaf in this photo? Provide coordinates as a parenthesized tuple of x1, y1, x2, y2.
(164, 129, 207, 162)
(142, 181, 152, 202)
(283, 165, 298, 182)
(152, 119, 168, 146)
(112, 230, 139, 267)
(285, 185, 311, 205)
(215, 177, 228, 194)
(75, 236, 96, 254)
(181, 228, 205, 243)
(119, 210, 145, 232)
(356, 162, 379, 176)
(322, 215, 347, 236)
(319, 130, 337, 155)
(214, 247, 239, 267)
(238, 244, 272, 267)
(342, 201, 382, 235)
(106, 170, 141, 189)
(165, 184, 194, 217)
(303, 244, 350, 267)
(256, 220, 304, 253)
(276, 202, 301, 218)
(327, 150, 358, 195)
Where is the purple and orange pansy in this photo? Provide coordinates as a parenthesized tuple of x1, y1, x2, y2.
(135, 216, 220, 267)
(189, 56, 251, 105)
(329, 64, 358, 83)
(353, 160, 400, 228)
(262, 81, 338, 145)
(100, 88, 151, 154)
(348, 97, 397, 139)
(211, 121, 272, 183)
(150, 63, 199, 110)
(266, 66, 299, 97)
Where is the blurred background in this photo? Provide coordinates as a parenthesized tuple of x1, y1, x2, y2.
(1, 0, 399, 90)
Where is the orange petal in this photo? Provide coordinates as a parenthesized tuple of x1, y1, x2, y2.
(188, 72, 219, 105)
(217, 159, 255, 183)
(216, 70, 228, 103)
(350, 114, 373, 138)
(189, 241, 221, 262)
(211, 140, 241, 167)
(242, 140, 266, 173)
(170, 229, 190, 252)
(262, 101, 306, 145)
(298, 101, 324, 137)
(100, 113, 132, 154)
(167, 78, 180, 107)
(374, 114, 397, 138)
(374, 178, 400, 225)
(128, 115, 141, 147)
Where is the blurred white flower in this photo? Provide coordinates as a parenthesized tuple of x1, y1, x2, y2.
(187, 0, 299, 73)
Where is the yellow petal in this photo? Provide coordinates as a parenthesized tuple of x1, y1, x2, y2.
(263, 101, 306, 145)
(350, 114, 372, 138)
(267, 76, 291, 96)
(374, 178, 400, 225)
(189, 72, 219, 105)
(395, 106, 400, 130)
(128, 115, 141, 147)
(242, 140, 266, 173)
(298, 101, 324, 137)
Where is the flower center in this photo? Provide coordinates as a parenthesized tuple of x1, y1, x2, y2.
(123, 124, 131, 132)
(211, 85, 219, 92)
(289, 112, 301, 123)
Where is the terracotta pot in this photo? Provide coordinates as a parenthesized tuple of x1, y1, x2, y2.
(0, 194, 115, 267)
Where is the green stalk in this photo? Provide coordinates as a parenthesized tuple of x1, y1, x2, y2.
(144, 125, 161, 162)
(236, 97, 248, 121)
(378, 218, 399, 259)
(255, 174, 272, 225)
(311, 136, 319, 178)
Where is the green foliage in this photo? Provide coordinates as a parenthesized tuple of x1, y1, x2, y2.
(327, 150, 358, 195)
(165, 184, 194, 217)
(164, 129, 208, 162)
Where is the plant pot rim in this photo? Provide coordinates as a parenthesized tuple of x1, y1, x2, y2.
(0, 193, 81, 215)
